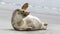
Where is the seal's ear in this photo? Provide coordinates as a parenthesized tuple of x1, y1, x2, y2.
(21, 3, 28, 10)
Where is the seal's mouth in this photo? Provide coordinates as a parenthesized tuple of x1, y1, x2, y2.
(23, 12, 30, 17)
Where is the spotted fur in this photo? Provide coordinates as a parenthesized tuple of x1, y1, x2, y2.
(11, 3, 48, 31)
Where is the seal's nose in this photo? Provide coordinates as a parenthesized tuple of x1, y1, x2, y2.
(26, 12, 30, 15)
(23, 12, 30, 16)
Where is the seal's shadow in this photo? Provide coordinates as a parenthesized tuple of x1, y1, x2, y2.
(2, 29, 46, 32)
(2, 29, 16, 31)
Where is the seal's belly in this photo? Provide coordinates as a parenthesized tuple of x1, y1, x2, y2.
(24, 17, 41, 29)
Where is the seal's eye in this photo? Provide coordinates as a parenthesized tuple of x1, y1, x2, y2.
(22, 11, 24, 12)
(20, 11, 24, 14)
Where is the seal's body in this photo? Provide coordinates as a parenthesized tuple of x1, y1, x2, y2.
(11, 3, 48, 31)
